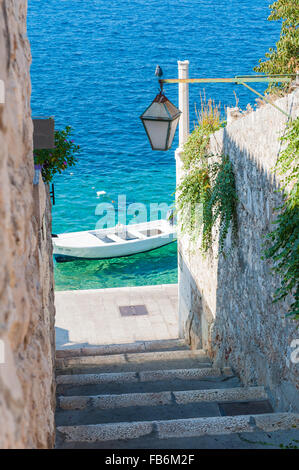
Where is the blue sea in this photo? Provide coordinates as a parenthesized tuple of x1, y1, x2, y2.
(28, 0, 280, 290)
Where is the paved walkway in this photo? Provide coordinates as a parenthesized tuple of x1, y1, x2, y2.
(55, 284, 178, 350)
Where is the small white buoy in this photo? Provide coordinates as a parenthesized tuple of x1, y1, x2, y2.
(96, 190, 106, 197)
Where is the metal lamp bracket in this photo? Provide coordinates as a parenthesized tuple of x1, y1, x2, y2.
(235, 79, 289, 117)
(49, 183, 55, 205)
(160, 74, 296, 118)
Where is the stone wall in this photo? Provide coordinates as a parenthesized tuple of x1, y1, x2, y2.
(0, 0, 56, 448)
(177, 88, 299, 412)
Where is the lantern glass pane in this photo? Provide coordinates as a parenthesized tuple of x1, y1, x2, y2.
(143, 120, 169, 150)
(166, 116, 180, 149)
(142, 102, 171, 119)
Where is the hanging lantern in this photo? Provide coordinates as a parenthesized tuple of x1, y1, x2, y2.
(140, 92, 181, 151)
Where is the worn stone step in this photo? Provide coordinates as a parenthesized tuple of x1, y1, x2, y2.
(56, 427, 299, 449)
(56, 412, 299, 444)
(57, 374, 241, 398)
(57, 367, 237, 396)
(55, 399, 273, 426)
(58, 386, 267, 411)
(56, 368, 237, 397)
(56, 389, 271, 426)
(56, 401, 222, 426)
(56, 339, 188, 359)
(56, 349, 211, 375)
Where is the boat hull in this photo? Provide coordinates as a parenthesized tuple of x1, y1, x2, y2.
(54, 239, 175, 262)
(53, 220, 176, 261)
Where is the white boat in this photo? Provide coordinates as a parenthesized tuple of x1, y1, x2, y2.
(52, 219, 176, 261)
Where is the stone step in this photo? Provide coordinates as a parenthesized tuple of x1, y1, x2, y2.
(56, 349, 211, 375)
(56, 412, 299, 444)
(57, 374, 241, 397)
(56, 398, 273, 426)
(58, 386, 267, 411)
(56, 387, 271, 426)
(56, 427, 299, 449)
(57, 387, 268, 410)
(56, 339, 188, 359)
(57, 367, 237, 396)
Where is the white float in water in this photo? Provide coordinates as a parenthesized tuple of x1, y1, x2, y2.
(96, 190, 107, 197)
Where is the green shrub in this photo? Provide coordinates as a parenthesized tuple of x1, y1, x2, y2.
(181, 126, 211, 170)
(177, 95, 237, 256)
(254, 0, 299, 92)
(177, 154, 237, 255)
(34, 126, 79, 183)
(182, 95, 223, 170)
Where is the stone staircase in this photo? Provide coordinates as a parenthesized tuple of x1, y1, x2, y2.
(55, 339, 299, 449)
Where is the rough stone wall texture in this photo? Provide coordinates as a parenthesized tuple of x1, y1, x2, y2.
(177, 88, 299, 412)
(0, 0, 56, 448)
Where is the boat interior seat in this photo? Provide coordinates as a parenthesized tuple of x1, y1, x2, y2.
(110, 230, 146, 242)
(127, 229, 146, 240)
(139, 228, 163, 237)
(106, 233, 123, 243)
(89, 227, 158, 244)
(89, 232, 116, 244)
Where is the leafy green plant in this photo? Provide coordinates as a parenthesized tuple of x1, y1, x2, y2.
(263, 117, 299, 319)
(254, 0, 299, 92)
(195, 94, 222, 131)
(181, 126, 212, 170)
(177, 155, 237, 255)
(207, 156, 238, 254)
(177, 94, 237, 256)
(275, 115, 299, 193)
(177, 167, 212, 247)
(34, 126, 80, 183)
(182, 94, 223, 170)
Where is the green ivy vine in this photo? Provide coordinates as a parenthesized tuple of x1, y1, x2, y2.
(181, 125, 216, 170)
(177, 121, 238, 256)
(263, 116, 299, 319)
(207, 156, 238, 255)
(178, 115, 298, 319)
(177, 166, 212, 250)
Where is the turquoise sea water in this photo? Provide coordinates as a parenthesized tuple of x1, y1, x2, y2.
(28, 0, 280, 291)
